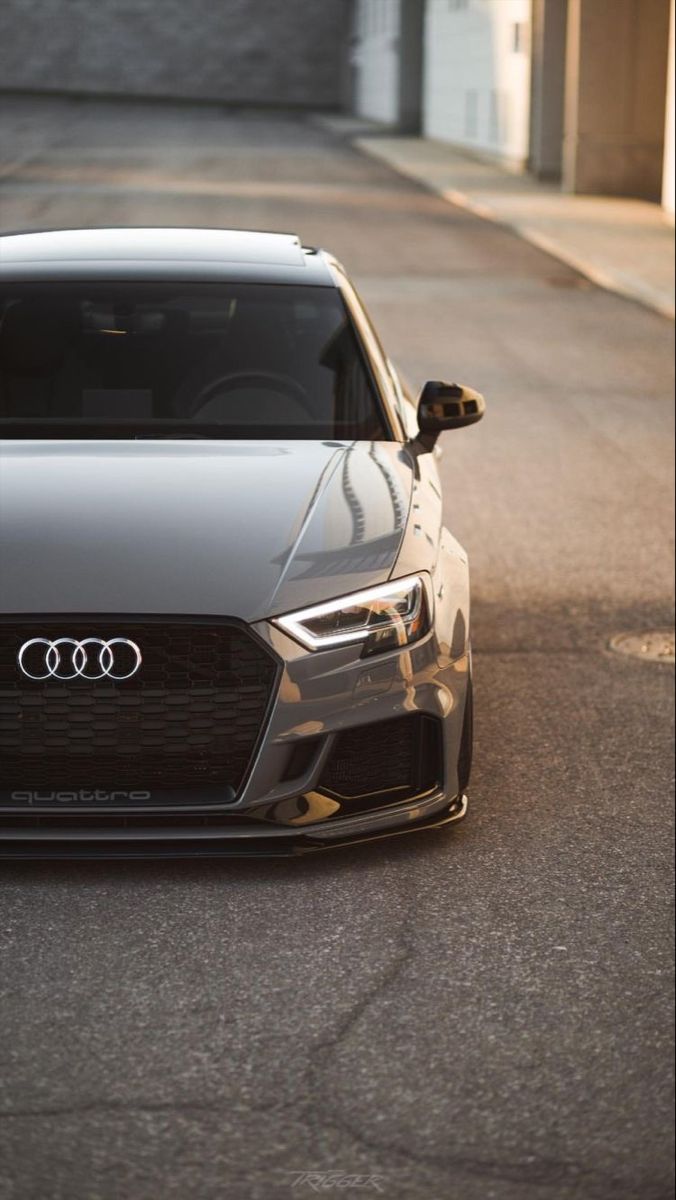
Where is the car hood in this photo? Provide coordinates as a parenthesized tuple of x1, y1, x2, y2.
(0, 440, 414, 620)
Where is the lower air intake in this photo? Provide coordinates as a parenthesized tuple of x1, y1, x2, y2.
(318, 713, 442, 807)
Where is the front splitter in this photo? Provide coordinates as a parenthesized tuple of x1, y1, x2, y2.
(0, 795, 468, 859)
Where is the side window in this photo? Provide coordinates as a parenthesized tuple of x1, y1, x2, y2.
(331, 266, 406, 440)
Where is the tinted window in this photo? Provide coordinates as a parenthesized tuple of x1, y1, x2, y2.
(0, 284, 390, 439)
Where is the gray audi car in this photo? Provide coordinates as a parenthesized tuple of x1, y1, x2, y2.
(0, 227, 484, 857)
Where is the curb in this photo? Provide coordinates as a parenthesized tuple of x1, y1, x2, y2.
(354, 137, 676, 322)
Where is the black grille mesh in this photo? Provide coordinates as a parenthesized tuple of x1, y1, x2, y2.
(0, 620, 279, 800)
(318, 714, 442, 803)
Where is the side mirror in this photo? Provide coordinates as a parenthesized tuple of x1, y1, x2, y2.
(416, 381, 485, 445)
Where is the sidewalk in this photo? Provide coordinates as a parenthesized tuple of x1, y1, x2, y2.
(331, 121, 675, 320)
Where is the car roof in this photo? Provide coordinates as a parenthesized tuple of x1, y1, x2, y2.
(0, 227, 337, 286)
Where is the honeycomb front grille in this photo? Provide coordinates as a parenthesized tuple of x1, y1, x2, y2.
(0, 619, 279, 803)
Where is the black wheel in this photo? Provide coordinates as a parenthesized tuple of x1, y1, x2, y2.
(457, 669, 473, 793)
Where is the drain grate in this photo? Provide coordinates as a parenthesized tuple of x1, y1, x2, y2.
(609, 630, 675, 664)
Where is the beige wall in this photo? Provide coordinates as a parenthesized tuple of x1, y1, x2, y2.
(664, 0, 675, 216)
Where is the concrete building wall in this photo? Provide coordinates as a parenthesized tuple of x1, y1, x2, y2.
(0, 0, 349, 108)
(563, 0, 671, 200)
(352, 0, 402, 123)
(423, 0, 532, 168)
(350, 0, 424, 130)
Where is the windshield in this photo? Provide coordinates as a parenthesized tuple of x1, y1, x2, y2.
(0, 283, 390, 439)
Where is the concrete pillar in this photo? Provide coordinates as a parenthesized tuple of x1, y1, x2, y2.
(529, 0, 568, 180)
(664, 0, 675, 216)
(563, 0, 672, 200)
(397, 0, 425, 133)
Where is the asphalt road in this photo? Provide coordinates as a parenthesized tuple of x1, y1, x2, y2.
(0, 98, 674, 1200)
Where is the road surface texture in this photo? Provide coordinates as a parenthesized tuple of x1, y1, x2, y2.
(0, 97, 674, 1200)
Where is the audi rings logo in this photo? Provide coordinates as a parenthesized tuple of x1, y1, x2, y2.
(17, 638, 142, 682)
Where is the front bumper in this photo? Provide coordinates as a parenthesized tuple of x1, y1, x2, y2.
(0, 607, 471, 857)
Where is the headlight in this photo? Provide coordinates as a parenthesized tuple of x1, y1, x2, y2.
(274, 575, 431, 655)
